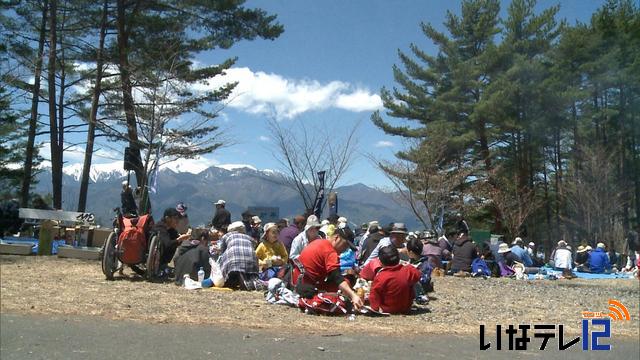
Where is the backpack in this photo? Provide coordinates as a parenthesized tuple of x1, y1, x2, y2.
(471, 258, 491, 276)
(117, 215, 152, 265)
(298, 292, 351, 315)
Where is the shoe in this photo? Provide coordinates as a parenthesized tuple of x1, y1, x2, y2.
(253, 279, 268, 291)
(415, 295, 429, 305)
(240, 273, 255, 291)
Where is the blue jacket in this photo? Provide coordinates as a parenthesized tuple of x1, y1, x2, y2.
(589, 248, 611, 273)
(510, 245, 533, 267)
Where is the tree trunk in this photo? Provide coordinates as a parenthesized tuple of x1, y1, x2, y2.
(48, 0, 62, 209)
(78, 0, 108, 213)
(116, 0, 143, 187)
(20, 0, 49, 207)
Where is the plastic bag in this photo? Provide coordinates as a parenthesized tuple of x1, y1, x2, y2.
(209, 257, 225, 287)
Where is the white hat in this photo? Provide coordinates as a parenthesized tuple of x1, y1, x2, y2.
(214, 199, 226, 205)
(597, 242, 606, 249)
(585, 245, 593, 251)
(304, 215, 322, 231)
(338, 216, 347, 224)
(227, 221, 244, 233)
(528, 242, 535, 247)
(321, 219, 329, 226)
(122, 181, 129, 187)
(498, 243, 511, 254)
(252, 215, 262, 224)
(261, 222, 278, 240)
(557, 240, 567, 247)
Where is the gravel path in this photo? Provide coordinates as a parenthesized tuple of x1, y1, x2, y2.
(1, 255, 638, 337)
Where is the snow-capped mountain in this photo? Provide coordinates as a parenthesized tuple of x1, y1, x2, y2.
(36, 162, 419, 229)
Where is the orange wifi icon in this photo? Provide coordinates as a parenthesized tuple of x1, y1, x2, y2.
(607, 299, 630, 321)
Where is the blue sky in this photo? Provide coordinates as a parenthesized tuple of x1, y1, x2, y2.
(48, 0, 606, 188)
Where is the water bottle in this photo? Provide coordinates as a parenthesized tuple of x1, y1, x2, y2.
(197, 267, 205, 283)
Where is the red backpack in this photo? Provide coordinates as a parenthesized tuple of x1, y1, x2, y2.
(117, 215, 152, 265)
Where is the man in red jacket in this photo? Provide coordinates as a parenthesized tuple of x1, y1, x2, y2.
(369, 245, 421, 314)
(293, 226, 364, 310)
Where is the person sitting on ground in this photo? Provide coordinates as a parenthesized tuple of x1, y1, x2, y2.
(278, 215, 305, 254)
(292, 226, 363, 310)
(449, 231, 478, 274)
(217, 221, 262, 290)
(437, 231, 454, 258)
(552, 240, 573, 271)
(174, 229, 211, 286)
(251, 216, 263, 241)
(357, 223, 386, 266)
(365, 223, 408, 265)
(420, 230, 445, 269)
(154, 208, 191, 276)
(575, 245, 590, 271)
(289, 215, 322, 260)
(255, 222, 288, 280)
(369, 245, 422, 314)
(623, 229, 639, 272)
(496, 243, 519, 277)
(241, 210, 255, 238)
(589, 242, 612, 274)
(175, 202, 190, 235)
(406, 237, 432, 304)
(211, 199, 231, 231)
(510, 237, 533, 267)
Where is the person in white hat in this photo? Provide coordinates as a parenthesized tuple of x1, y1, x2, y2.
(255, 223, 288, 279)
(211, 199, 231, 231)
(289, 215, 323, 260)
(216, 221, 262, 290)
(497, 242, 520, 269)
(589, 242, 612, 273)
(552, 240, 572, 270)
(364, 222, 408, 265)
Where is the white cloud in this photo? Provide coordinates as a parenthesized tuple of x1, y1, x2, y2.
(375, 140, 394, 148)
(258, 135, 270, 142)
(192, 67, 382, 119)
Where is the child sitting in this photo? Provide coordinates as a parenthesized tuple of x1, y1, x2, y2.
(406, 237, 433, 304)
(369, 245, 421, 314)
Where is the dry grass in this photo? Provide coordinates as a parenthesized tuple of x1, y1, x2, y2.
(1, 255, 638, 337)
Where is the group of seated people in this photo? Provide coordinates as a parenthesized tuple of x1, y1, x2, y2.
(150, 204, 638, 315)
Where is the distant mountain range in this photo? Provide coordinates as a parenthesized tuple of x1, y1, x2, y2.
(34, 162, 421, 229)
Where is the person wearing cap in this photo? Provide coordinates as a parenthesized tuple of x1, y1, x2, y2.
(292, 225, 363, 310)
(251, 216, 262, 241)
(211, 199, 231, 231)
(255, 223, 288, 280)
(369, 245, 422, 314)
(289, 215, 323, 260)
(217, 221, 262, 290)
(552, 240, 573, 270)
(449, 231, 479, 273)
(153, 208, 192, 275)
(120, 181, 138, 216)
(175, 202, 190, 235)
(496, 243, 518, 276)
(279, 215, 305, 254)
(364, 223, 408, 265)
(241, 210, 255, 237)
(588, 242, 611, 273)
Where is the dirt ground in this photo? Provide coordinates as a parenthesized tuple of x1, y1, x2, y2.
(1, 255, 638, 337)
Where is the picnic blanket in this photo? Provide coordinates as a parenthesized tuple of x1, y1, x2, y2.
(527, 269, 634, 280)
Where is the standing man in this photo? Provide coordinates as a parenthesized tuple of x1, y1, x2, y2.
(211, 199, 231, 231)
(120, 181, 137, 216)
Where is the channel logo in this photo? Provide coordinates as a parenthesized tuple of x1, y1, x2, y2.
(606, 299, 630, 321)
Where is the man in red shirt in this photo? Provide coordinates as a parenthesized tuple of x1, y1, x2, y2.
(293, 226, 363, 310)
(369, 245, 421, 314)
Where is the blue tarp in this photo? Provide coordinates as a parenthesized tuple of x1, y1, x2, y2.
(527, 269, 634, 280)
